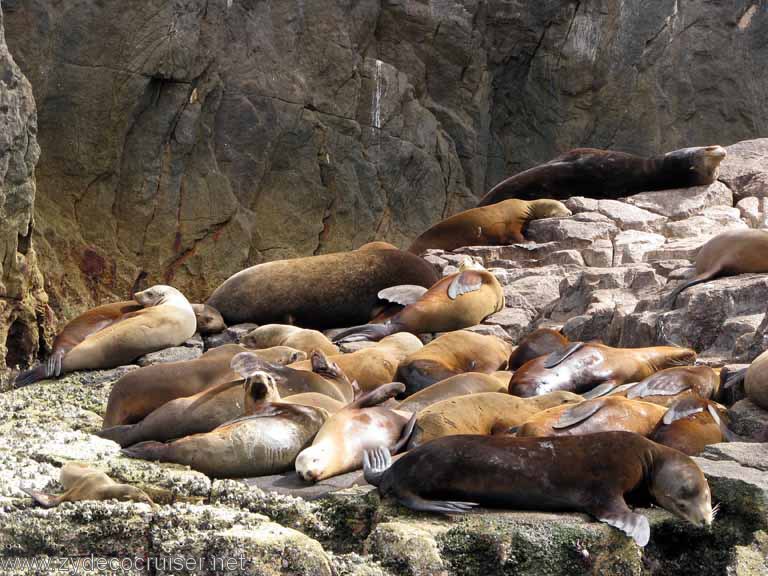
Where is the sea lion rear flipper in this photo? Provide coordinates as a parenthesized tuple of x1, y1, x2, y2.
(662, 397, 706, 425)
(627, 373, 689, 399)
(378, 285, 428, 306)
(21, 487, 58, 508)
(14, 364, 51, 388)
(346, 382, 406, 409)
(552, 398, 605, 429)
(96, 424, 138, 448)
(363, 447, 391, 486)
(581, 382, 618, 400)
(398, 494, 479, 514)
(447, 271, 484, 300)
(333, 323, 398, 344)
(391, 413, 417, 454)
(596, 505, 650, 547)
(723, 368, 747, 390)
(542, 342, 585, 369)
(47, 352, 65, 378)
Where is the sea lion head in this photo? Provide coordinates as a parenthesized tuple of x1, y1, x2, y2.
(243, 370, 281, 410)
(294, 442, 332, 483)
(650, 449, 713, 528)
(106, 484, 157, 508)
(134, 285, 190, 309)
(191, 303, 226, 334)
(531, 199, 573, 219)
(664, 145, 727, 185)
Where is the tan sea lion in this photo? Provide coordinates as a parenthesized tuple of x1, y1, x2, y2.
(206, 249, 439, 328)
(398, 330, 512, 396)
(508, 342, 696, 398)
(515, 396, 668, 438)
(22, 463, 154, 508)
(396, 373, 508, 414)
(408, 391, 581, 448)
(408, 199, 571, 254)
(191, 303, 226, 334)
(650, 397, 730, 456)
(102, 344, 305, 427)
(241, 324, 339, 356)
(358, 241, 398, 251)
(294, 383, 415, 482)
(478, 145, 727, 206)
(333, 260, 505, 343)
(508, 328, 570, 371)
(363, 431, 714, 547)
(16, 286, 197, 387)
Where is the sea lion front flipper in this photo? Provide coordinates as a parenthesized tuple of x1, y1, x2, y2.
(378, 285, 428, 306)
(596, 505, 651, 547)
(22, 487, 59, 508)
(542, 342, 585, 369)
(447, 271, 484, 300)
(723, 368, 747, 390)
(96, 424, 139, 448)
(391, 413, 417, 454)
(581, 382, 618, 400)
(552, 398, 606, 429)
(363, 446, 391, 486)
(627, 373, 689, 399)
(333, 323, 399, 343)
(346, 382, 406, 410)
(230, 352, 284, 381)
(48, 351, 65, 378)
(662, 396, 706, 425)
(398, 494, 479, 514)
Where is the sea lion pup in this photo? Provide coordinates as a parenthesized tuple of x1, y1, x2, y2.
(363, 431, 714, 546)
(408, 199, 571, 254)
(206, 249, 438, 328)
(397, 373, 508, 414)
(515, 397, 667, 438)
(584, 366, 720, 407)
(294, 383, 415, 482)
(398, 330, 512, 396)
(191, 303, 226, 334)
(242, 324, 339, 356)
(650, 397, 730, 456)
(333, 260, 504, 343)
(102, 343, 305, 427)
(16, 285, 197, 387)
(408, 391, 582, 449)
(477, 145, 727, 207)
(290, 333, 423, 393)
(508, 342, 696, 398)
(508, 328, 570, 371)
(22, 463, 154, 508)
(667, 229, 768, 305)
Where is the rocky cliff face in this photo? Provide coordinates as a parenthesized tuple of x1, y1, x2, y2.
(2, 0, 767, 327)
(0, 4, 49, 385)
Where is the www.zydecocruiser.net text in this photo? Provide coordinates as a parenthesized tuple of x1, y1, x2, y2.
(0, 554, 250, 573)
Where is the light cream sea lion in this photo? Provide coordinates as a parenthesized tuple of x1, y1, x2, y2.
(294, 383, 415, 482)
(241, 324, 339, 356)
(16, 285, 197, 387)
(396, 373, 508, 414)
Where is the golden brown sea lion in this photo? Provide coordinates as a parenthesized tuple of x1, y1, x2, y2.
(241, 324, 339, 356)
(363, 432, 714, 547)
(206, 249, 439, 328)
(358, 241, 399, 250)
(478, 145, 727, 206)
(508, 342, 696, 398)
(22, 463, 154, 508)
(333, 260, 505, 343)
(650, 397, 729, 456)
(398, 330, 512, 396)
(668, 229, 768, 305)
(295, 383, 415, 482)
(16, 286, 197, 387)
(408, 199, 571, 254)
(408, 391, 582, 448)
(396, 372, 508, 414)
(508, 328, 570, 371)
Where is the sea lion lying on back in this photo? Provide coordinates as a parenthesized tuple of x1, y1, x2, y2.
(206, 249, 438, 328)
(508, 342, 696, 398)
(408, 199, 571, 254)
(478, 145, 727, 206)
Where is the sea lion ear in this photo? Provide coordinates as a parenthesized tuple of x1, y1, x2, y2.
(378, 285, 428, 306)
(663, 396, 705, 425)
(542, 342, 585, 369)
(553, 398, 606, 429)
(230, 352, 279, 379)
(447, 271, 484, 300)
(598, 509, 650, 547)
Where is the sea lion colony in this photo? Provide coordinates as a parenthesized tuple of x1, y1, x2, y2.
(20, 144, 764, 547)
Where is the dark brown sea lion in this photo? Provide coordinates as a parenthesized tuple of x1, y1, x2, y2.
(364, 432, 714, 546)
(667, 229, 768, 305)
(508, 342, 696, 398)
(515, 397, 667, 438)
(16, 286, 197, 387)
(478, 145, 727, 207)
(398, 330, 512, 396)
(396, 372, 508, 414)
(22, 463, 154, 508)
(191, 303, 226, 334)
(333, 260, 504, 343)
(507, 328, 570, 371)
(650, 397, 729, 456)
(206, 249, 439, 328)
(242, 324, 339, 356)
(408, 199, 571, 254)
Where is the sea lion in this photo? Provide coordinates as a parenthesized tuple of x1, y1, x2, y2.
(241, 324, 339, 356)
(22, 463, 154, 508)
(408, 199, 571, 254)
(122, 402, 328, 478)
(362, 431, 714, 546)
(192, 303, 226, 334)
(398, 330, 512, 396)
(290, 333, 423, 393)
(408, 391, 582, 448)
(650, 397, 729, 456)
(295, 383, 415, 482)
(508, 328, 570, 371)
(722, 349, 768, 411)
(478, 145, 727, 207)
(16, 285, 197, 387)
(102, 343, 305, 427)
(333, 260, 505, 343)
(397, 373, 508, 414)
(358, 241, 398, 251)
(508, 342, 696, 398)
(515, 397, 667, 438)
(667, 229, 768, 305)
(206, 249, 439, 328)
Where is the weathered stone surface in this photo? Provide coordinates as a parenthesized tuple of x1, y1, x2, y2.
(626, 181, 733, 220)
(719, 139, 768, 202)
(728, 400, 768, 441)
(136, 345, 201, 367)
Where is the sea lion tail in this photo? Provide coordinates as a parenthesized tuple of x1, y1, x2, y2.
(21, 487, 58, 508)
(363, 447, 392, 487)
(121, 441, 167, 462)
(333, 322, 400, 344)
(14, 364, 50, 388)
(96, 425, 139, 448)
